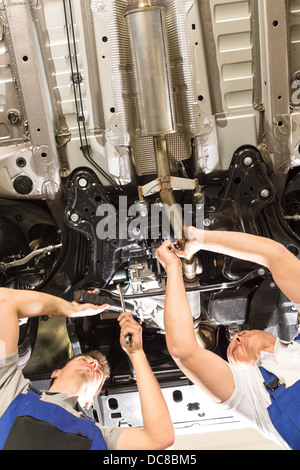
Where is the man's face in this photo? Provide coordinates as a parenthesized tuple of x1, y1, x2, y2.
(227, 330, 276, 369)
(68, 355, 104, 385)
(51, 355, 104, 403)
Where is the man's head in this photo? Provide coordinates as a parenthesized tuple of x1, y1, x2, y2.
(49, 351, 110, 409)
(227, 329, 276, 369)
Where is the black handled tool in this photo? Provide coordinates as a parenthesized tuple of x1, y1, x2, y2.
(74, 288, 132, 345)
(74, 290, 107, 305)
(74, 290, 121, 319)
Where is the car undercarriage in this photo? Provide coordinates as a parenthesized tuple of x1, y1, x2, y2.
(1, 0, 300, 433)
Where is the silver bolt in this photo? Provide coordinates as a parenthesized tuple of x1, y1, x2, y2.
(132, 227, 140, 236)
(203, 218, 211, 227)
(70, 213, 79, 222)
(260, 189, 269, 198)
(7, 109, 21, 125)
(244, 156, 253, 166)
(78, 177, 88, 188)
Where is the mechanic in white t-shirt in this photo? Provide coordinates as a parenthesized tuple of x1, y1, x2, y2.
(156, 228, 300, 450)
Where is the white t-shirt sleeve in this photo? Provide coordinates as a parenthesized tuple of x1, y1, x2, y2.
(219, 364, 290, 449)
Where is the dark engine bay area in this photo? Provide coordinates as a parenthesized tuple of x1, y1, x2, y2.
(0, 0, 300, 429)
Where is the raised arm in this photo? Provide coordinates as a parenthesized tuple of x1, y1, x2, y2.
(0, 287, 109, 357)
(179, 226, 300, 304)
(115, 312, 174, 450)
(155, 241, 235, 404)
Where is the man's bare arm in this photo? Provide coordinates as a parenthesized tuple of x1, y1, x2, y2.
(156, 241, 235, 404)
(180, 227, 300, 304)
(0, 287, 109, 357)
(115, 313, 174, 450)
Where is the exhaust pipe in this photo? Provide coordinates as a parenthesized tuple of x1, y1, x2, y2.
(125, 0, 196, 279)
(153, 135, 185, 244)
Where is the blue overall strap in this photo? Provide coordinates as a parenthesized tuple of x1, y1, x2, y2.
(0, 389, 108, 450)
(259, 367, 300, 450)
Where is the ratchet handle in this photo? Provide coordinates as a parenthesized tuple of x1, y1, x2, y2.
(74, 290, 133, 345)
(74, 290, 109, 305)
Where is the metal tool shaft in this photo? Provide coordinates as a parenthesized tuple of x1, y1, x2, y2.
(116, 284, 132, 346)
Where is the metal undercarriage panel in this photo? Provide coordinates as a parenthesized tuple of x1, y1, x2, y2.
(1, 0, 300, 435)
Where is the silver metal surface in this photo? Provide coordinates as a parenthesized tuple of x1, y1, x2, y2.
(2, 0, 61, 200)
(98, 383, 242, 432)
(0, 0, 298, 182)
(258, 0, 291, 188)
(125, 5, 176, 136)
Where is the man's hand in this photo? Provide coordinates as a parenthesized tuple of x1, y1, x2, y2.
(118, 312, 142, 355)
(67, 301, 110, 318)
(155, 240, 182, 272)
(174, 226, 205, 260)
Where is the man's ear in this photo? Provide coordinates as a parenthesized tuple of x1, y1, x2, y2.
(51, 369, 61, 379)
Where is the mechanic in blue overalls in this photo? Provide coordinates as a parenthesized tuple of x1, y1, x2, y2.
(0, 289, 174, 450)
(156, 227, 300, 450)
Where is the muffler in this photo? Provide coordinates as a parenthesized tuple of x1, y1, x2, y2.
(125, 1, 176, 137)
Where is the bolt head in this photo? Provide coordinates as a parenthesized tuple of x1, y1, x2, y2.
(203, 218, 211, 227)
(78, 177, 88, 188)
(260, 189, 269, 198)
(244, 156, 253, 166)
(70, 213, 79, 222)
